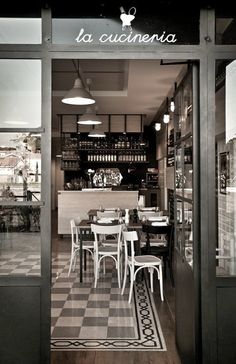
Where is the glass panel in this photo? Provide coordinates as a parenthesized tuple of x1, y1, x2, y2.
(0, 206, 40, 276)
(174, 69, 194, 268)
(183, 137, 193, 199)
(0, 60, 41, 128)
(52, 6, 199, 45)
(176, 199, 183, 252)
(216, 59, 236, 276)
(0, 133, 41, 201)
(175, 146, 183, 196)
(216, 7, 236, 45)
(0, 18, 41, 44)
(182, 74, 193, 137)
(184, 201, 193, 267)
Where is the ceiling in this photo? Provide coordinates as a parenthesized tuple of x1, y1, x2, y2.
(52, 59, 185, 130)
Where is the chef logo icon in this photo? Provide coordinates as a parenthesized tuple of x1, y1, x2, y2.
(120, 6, 136, 32)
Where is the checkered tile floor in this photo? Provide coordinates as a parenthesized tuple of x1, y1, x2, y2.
(0, 232, 41, 276)
(0, 252, 40, 275)
(51, 253, 166, 351)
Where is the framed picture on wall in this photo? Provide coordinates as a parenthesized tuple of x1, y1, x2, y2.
(220, 152, 229, 194)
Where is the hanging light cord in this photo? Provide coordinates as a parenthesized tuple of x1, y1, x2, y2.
(72, 59, 80, 78)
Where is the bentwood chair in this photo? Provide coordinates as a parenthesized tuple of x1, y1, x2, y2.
(68, 219, 94, 276)
(121, 230, 164, 303)
(91, 223, 123, 288)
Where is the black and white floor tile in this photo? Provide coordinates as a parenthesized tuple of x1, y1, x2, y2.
(0, 252, 40, 275)
(51, 253, 166, 351)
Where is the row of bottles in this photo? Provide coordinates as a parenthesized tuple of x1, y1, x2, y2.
(62, 150, 80, 160)
(61, 160, 80, 170)
(87, 151, 147, 162)
(62, 137, 77, 150)
(78, 135, 147, 150)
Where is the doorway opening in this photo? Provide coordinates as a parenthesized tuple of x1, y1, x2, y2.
(51, 58, 194, 362)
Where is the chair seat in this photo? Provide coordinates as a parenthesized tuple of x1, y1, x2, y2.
(83, 241, 94, 249)
(131, 255, 162, 265)
(98, 246, 119, 254)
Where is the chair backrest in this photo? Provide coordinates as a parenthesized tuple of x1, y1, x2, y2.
(122, 230, 139, 260)
(70, 219, 79, 247)
(91, 223, 123, 251)
(142, 223, 173, 256)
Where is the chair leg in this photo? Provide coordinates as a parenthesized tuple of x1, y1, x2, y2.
(121, 259, 128, 295)
(149, 267, 154, 292)
(159, 265, 164, 301)
(94, 254, 99, 288)
(117, 257, 121, 289)
(128, 267, 134, 304)
(73, 253, 77, 271)
(94, 261, 98, 288)
(68, 251, 74, 276)
(84, 250, 87, 271)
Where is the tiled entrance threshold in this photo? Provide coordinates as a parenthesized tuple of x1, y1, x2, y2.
(51, 253, 166, 351)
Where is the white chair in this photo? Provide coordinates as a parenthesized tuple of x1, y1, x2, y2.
(91, 223, 123, 288)
(96, 210, 121, 246)
(68, 219, 94, 276)
(121, 230, 164, 303)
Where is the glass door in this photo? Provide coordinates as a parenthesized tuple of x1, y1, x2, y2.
(174, 65, 199, 364)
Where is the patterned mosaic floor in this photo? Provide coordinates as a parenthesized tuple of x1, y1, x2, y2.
(51, 253, 166, 351)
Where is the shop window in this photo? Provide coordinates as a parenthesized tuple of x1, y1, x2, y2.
(216, 9, 236, 44)
(0, 18, 41, 44)
(0, 133, 41, 201)
(215, 60, 236, 276)
(0, 60, 41, 128)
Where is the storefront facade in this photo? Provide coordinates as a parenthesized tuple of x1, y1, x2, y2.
(0, 3, 236, 363)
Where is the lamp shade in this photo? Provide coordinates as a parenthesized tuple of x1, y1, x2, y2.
(62, 78, 95, 105)
(155, 122, 161, 131)
(88, 129, 106, 138)
(78, 107, 102, 125)
(163, 113, 170, 124)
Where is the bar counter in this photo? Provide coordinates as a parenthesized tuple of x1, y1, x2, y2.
(57, 189, 139, 235)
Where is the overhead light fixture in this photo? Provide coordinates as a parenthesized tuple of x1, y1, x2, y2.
(170, 97, 175, 112)
(78, 106, 102, 125)
(155, 122, 161, 131)
(163, 113, 170, 124)
(170, 82, 177, 112)
(163, 97, 170, 124)
(88, 126, 106, 138)
(62, 60, 95, 105)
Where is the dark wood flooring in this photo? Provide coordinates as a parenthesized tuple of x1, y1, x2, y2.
(51, 210, 181, 364)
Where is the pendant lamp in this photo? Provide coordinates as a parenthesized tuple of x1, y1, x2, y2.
(88, 125, 106, 138)
(62, 60, 95, 105)
(163, 97, 170, 124)
(78, 107, 102, 125)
